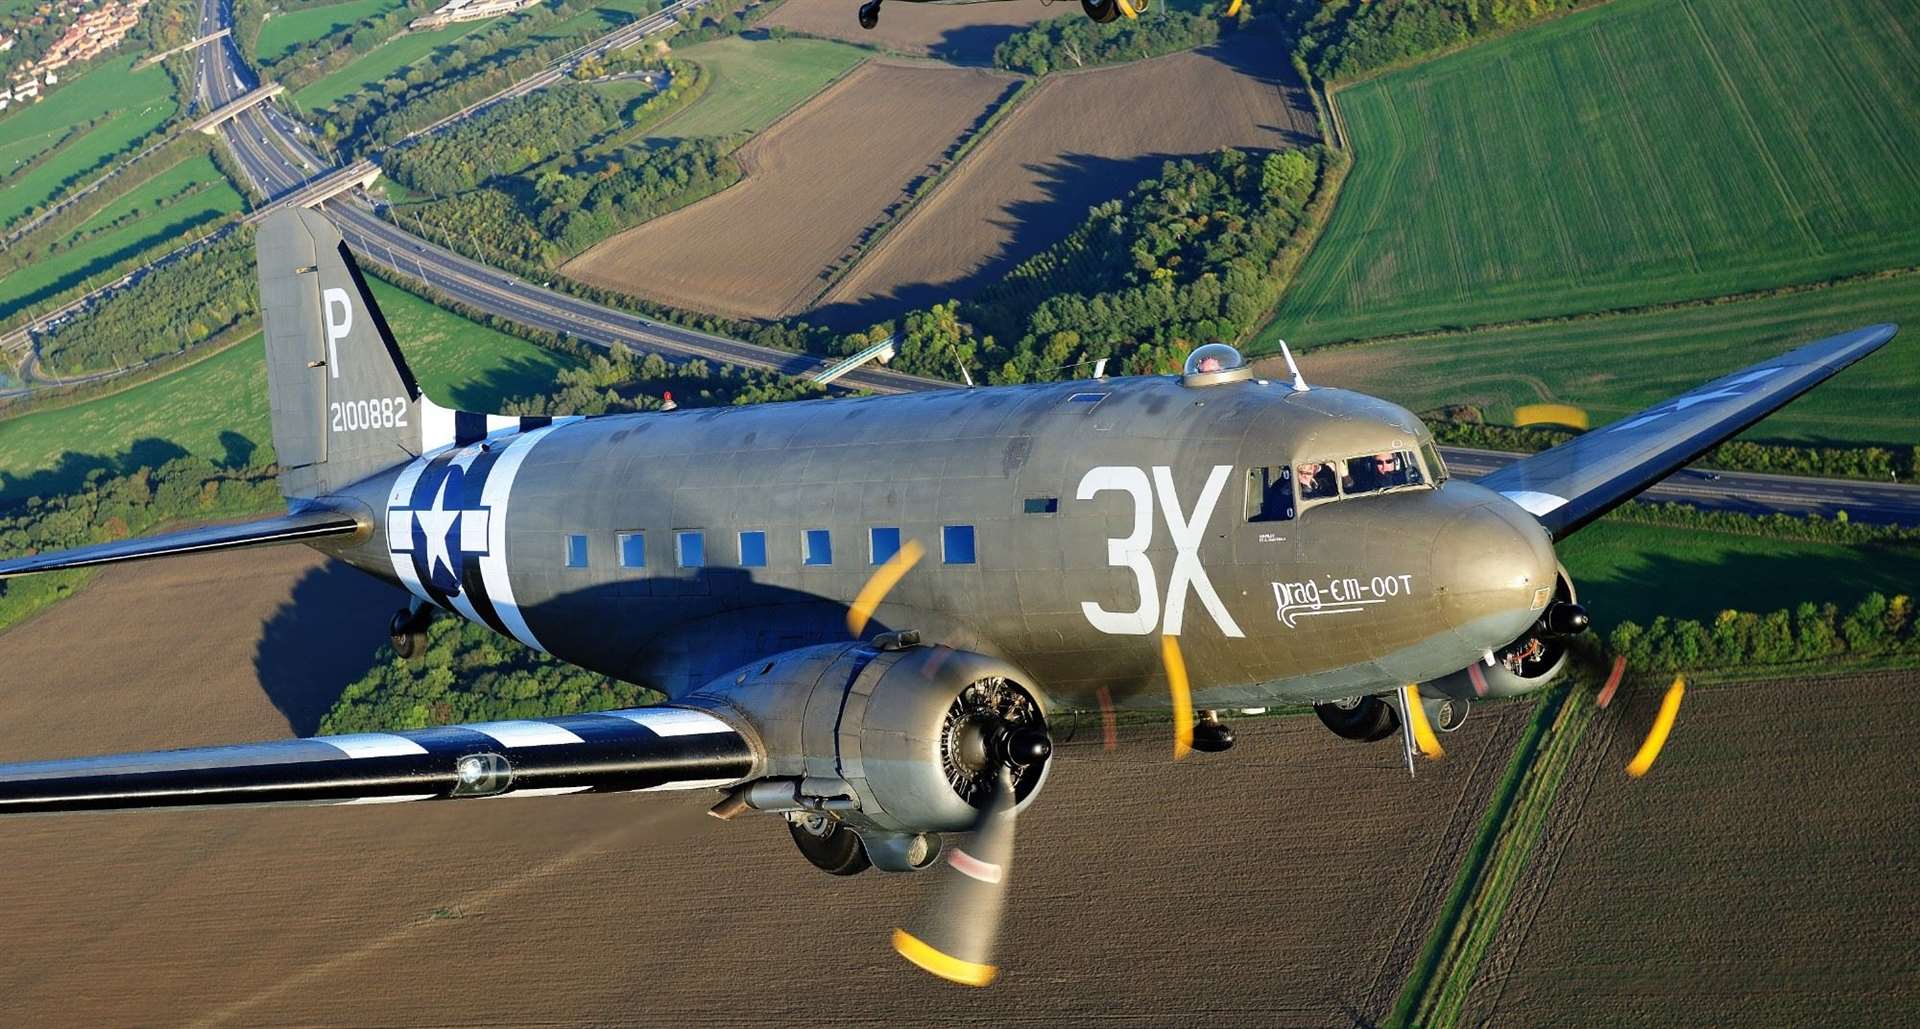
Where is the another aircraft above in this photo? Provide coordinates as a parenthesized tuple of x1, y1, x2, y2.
(0, 210, 1896, 986)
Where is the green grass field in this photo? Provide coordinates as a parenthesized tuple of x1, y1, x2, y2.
(290, 21, 483, 110)
(255, 0, 406, 64)
(0, 281, 579, 500)
(0, 56, 177, 229)
(0, 158, 244, 327)
(530, 0, 657, 44)
(1558, 519, 1920, 629)
(652, 35, 864, 142)
(1265, 0, 1920, 346)
(1284, 272, 1920, 446)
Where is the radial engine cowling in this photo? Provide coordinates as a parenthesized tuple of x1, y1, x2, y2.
(682, 639, 1051, 835)
(1424, 564, 1585, 701)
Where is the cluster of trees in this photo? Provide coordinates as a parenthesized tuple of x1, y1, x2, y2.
(385, 84, 626, 194)
(0, 456, 281, 633)
(1428, 416, 1914, 483)
(312, 0, 660, 150)
(665, 0, 777, 47)
(872, 147, 1334, 384)
(1609, 593, 1917, 674)
(1609, 500, 1920, 546)
(993, 5, 1222, 76)
(37, 229, 257, 375)
(400, 136, 737, 268)
(498, 350, 823, 417)
(1291, 0, 1594, 82)
(320, 618, 661, 734)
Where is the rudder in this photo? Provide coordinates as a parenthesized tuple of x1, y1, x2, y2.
(258, 209, 424, 498)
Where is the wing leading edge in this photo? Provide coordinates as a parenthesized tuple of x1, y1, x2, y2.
(1478, 323, 1898, 538)
(0, 707, 754, 816)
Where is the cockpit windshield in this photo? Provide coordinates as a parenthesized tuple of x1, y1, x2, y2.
(1341, 450, 1425, 495)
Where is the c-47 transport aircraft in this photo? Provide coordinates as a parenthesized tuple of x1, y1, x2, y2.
(0, 211, 1897, 985)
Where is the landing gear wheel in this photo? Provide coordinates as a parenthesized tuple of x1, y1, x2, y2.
(1314, 695, 1399, 742)
(788, 813, 872, 876)
(1081, 0, 1119, 23)
(1191, 709, 1235, 752)
(388, 607, 430, 661)
(857, 0, 880, 30)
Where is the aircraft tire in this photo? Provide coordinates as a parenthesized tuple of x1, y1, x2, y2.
(1081, 0, 1119, 23)
(391, 630, 427, 661)
(789, 815, 873, 876)
(857, 0, 879, 29)
(1313, 695, 1399, 742)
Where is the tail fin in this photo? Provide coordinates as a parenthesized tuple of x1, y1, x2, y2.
(258, 209, 423, 498)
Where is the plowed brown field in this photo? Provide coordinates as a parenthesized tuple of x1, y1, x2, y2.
(0, 546, 1527, 1026)
(811, 39, 1318, 328)
(761, 0, 1076, 64)
(1460, 671, 1919, 1026)
(564, 61, 1017, 321)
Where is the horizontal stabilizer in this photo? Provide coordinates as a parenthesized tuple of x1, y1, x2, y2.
(0, 508, 364, 579)
(0, 707, 753, 815)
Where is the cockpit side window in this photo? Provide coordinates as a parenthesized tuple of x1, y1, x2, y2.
(1245, 466, 1295, 522)
(1421, 440, 1449, 484)
(1342, 450, 1425, 495)
(1294, 461, 1338, 505)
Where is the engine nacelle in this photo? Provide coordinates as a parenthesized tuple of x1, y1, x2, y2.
(1424, 564, 1583, 701)
(682, 637, 1051, 836)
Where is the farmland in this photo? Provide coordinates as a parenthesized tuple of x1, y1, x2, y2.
(290, 20, 483, 111)
(0, 280, 577, 500)
(1265, 0, 1920, 346)
(1458, 671, 1917, 1025)
(1266, 272, 1920, 447)
(0, 549, 1533, 1024)
(649, 35, 867, 142)
(565, 61, 1018, 320)
(253, 0, 405, 64)
(761, 0, 1075, 64)
(814, 38, 1318, 328)
(0, 55, 178, 230)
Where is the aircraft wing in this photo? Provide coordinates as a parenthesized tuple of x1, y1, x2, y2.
(0, 707, 754, 816)
(1477, 323, 1898, 538)
(0, 508, 364, 579)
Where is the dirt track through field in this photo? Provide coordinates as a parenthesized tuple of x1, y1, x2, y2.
(565, 61, 1017, 321)
(811, 38, 1319, 329)
(761, 0, 1076, 65)
(0, 548, 1527, 1026)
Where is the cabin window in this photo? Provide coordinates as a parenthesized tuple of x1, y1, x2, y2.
(1421, 441, 1449, 484)
(803, 529, 833, 566)
(564, 534, 589, 568)
(676, 530, 705, 568)
(1340, 450, 1426, 496)
(943, 524, 976, 565)
(1244, 466, 1295, 522)
(1024, 497, 1059, 514)
(617, 531, 646, 568)
(738, 530, 767, 568)
(870, 526, 901, 564)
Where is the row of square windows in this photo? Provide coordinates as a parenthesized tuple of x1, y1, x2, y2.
(562, 525, 979, 570)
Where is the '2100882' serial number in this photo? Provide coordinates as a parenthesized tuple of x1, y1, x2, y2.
(330, 397, 408, 432)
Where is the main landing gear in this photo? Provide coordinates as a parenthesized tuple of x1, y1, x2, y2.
(1314, 694, 1400, 742)
(1191, 709, 1236, 752)
(788, 812, 872, 875)
(857, 0, 880, 29)
(1081, 0, 1120, 23)
(388, 602, 432, 660)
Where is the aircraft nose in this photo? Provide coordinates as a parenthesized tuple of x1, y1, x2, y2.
(1432, 492, 1559, 651)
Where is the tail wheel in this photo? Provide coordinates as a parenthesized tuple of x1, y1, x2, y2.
(388, 608, 428, 661)
(1314, 695, 1400, 742)
(1081, 0, 1119, 22)
(788, 813, 872, 876)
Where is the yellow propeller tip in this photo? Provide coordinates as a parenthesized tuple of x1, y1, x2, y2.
(1401, 685, 1445, 759)
(1117, 0, 1138, 17)
(1224, 0, 1243, 16)
(1162, 635, 1194, 760)
(1625, 676, 1686, 778)
(892, 928, 997, 987)
(847, 539, 925, 637)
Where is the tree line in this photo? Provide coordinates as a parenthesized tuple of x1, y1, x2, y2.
(384, 83, 627, 195)
(1610, 592, 1917, 675)
(35, 229, 258, 375)
(1288, 0, 1597, 83)
(1429, 417, 1916, 484)
(992, 4, 1222, 77)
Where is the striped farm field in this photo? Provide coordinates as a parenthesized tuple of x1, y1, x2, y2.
(1263, 0, 1920, 346)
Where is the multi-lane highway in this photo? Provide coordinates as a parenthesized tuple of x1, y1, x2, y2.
(174, 0, 1920, 527)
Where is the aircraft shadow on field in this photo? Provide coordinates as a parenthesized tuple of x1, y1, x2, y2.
(432, 354, 572, 412)
(0, 437, 193, 508)
(1571, 541, 1916, 629)
(926, 23, 1046, 67)
(253, 563, 407, 736)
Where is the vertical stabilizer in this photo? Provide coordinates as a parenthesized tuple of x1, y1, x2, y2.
(258, 209, 423, 498)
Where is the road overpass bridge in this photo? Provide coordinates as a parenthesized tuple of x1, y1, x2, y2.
(190, 84, 284, 134)
(141, 27, 230, 67)
(243, 160, 382, 223)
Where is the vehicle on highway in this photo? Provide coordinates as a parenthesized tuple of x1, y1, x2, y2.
(0, 211, 1897, 987)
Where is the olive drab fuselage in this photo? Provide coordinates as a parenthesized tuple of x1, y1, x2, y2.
(320, 374, 1559, 711)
